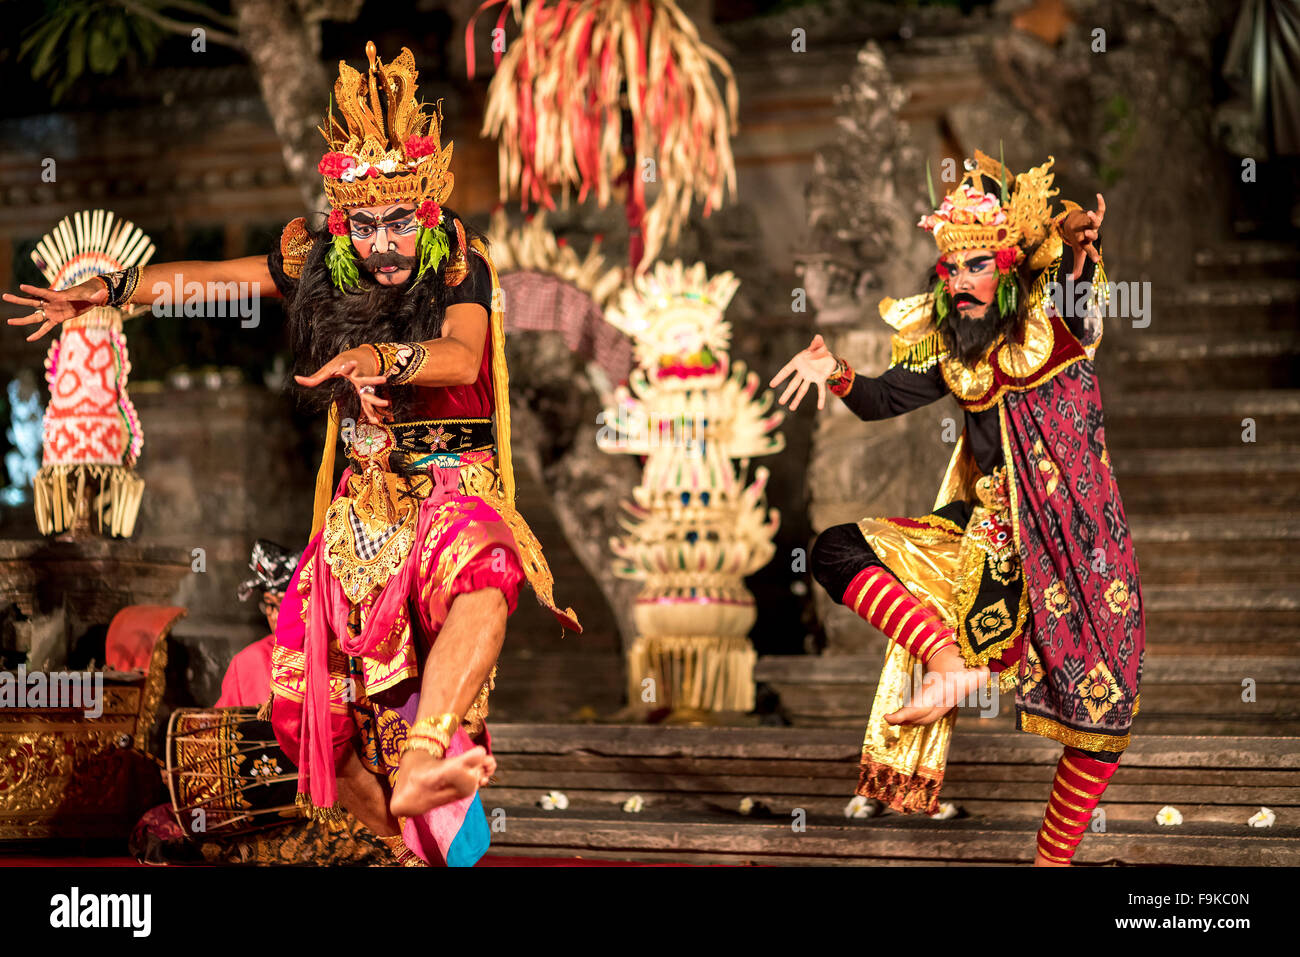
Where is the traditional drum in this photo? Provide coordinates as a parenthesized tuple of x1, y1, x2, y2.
(165, 706, 304, 838)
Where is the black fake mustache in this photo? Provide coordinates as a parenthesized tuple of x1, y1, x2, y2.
(953, 292, 984, 307)
(360, 250, 418, 273)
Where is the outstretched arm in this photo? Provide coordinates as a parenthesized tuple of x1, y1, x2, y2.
(771, 333, 946, 418)
(4, 255, 278, 341)
(835, 361, 948, 421)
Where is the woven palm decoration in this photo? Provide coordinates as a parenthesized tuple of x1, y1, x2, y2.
(598, 259, 784, 713)
(466, 0, 739, 274)
(30, 209, 155, 538)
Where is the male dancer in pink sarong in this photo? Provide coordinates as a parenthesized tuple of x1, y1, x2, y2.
(6, 42, 580, 866)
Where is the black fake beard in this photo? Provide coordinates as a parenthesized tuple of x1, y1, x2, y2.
(932, 269, 1032, 369)
(285, 207, 488, 423)
(946, 300, 1013, 369)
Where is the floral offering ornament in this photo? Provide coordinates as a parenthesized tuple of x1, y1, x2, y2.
(318, 152, 356, 179)
(416, 200, 442, 228)
(538, 790, 569, 811)
(917, 183, 1008, 233)
(328, 209, 350, 237)
(405, 135, 438, 161)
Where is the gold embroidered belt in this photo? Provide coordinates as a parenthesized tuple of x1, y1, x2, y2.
(345, 418, 495, 476)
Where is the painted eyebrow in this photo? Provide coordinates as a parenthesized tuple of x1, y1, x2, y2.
(382, 207, 416, 223)
(965, 255, 994, 267)
(348, 211, 378, 225)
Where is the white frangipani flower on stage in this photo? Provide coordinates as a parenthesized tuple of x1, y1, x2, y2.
(930, 802, 959, 821)
(538, 790, 569, 811)
(1248, 808, 1276, 828)
(1155, 805, 1183, 826)
(844, 795, 876, 819)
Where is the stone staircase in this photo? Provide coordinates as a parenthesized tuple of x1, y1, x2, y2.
(1105, 238, 1300, 733)
(479, 724, 1300, 865)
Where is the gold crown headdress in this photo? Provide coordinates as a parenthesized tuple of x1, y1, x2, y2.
(919, 150, 1060, 261)
(318, 42, 454, 211)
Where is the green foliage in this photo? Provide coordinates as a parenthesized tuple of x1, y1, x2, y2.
(326, 233, 361, 291)
(995, 270, 1018, 317)
(415, 224, 449, 283)
(933, 278, 950, 326)
(20, 1, 165, 102)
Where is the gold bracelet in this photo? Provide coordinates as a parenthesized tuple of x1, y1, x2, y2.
(402, 735, 447, 759)
(406, 711, 458, 753)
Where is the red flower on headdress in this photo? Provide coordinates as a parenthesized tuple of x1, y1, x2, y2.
(995, 247, 1020, 272)
(328, 209, 349, 237)
(405, 135, 438, 161)
(416, 200, 441, 228)
(318, 152, 355, 178)
(935, 260, 952, 280)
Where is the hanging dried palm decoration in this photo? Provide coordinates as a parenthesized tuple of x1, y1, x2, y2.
(466, 0, 739, 274)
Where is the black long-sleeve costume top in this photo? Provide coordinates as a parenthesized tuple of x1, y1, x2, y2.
(837, 247, 1097, 476)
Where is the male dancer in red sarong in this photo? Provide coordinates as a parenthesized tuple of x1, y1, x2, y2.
(773, 152, 1141, 865)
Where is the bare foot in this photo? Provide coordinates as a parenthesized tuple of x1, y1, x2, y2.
(389, 746, 497, 819)
(885, 645, 991, 727)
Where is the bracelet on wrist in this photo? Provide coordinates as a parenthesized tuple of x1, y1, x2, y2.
(96, 266, 141, 308)
(826, 356, 855, 397)
(402, 735, 447, 759)
(368, 342, 429, 385)
(401, 711, 458, 759)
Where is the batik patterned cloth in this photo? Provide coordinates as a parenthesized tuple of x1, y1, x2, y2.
(1002, 360, 1144, 751)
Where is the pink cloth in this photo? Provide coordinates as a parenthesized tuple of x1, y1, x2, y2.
(271, 462, 524, 864)
(215, 635, 274, 708)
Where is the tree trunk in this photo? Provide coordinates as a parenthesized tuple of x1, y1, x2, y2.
(230, 0, 332, 210)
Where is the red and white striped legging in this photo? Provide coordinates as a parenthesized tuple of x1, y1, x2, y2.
(841, 563, 1122, 863)
(841, 566, 957, 664)
(1036, 747, 1121, 864)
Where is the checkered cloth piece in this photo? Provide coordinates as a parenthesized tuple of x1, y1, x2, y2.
(348, 505, 403, 561)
